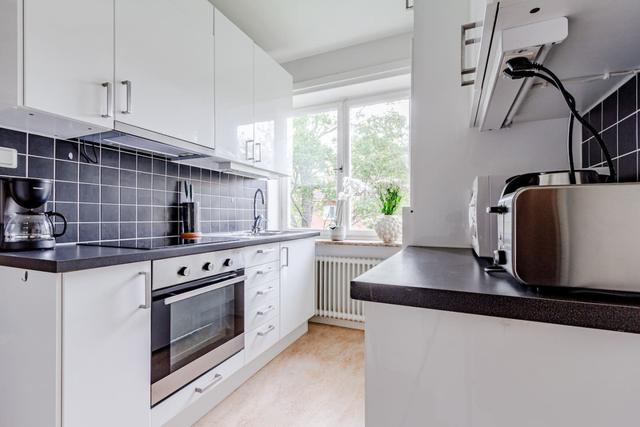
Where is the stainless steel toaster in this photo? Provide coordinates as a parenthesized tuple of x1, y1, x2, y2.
(489, 178, 640, 293)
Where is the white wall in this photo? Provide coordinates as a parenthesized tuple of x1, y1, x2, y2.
(283, 32, 412, 87)
(406, 0, 569, 248)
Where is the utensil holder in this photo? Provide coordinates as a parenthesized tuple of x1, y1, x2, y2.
(180, 202, 201, 239)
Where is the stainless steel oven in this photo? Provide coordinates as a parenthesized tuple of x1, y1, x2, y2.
(150, 252, 245, 406)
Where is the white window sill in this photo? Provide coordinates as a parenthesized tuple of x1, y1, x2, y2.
(315, 238, 402, 248)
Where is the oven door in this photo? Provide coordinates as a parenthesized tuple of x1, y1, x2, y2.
(151, 271, 245, 406)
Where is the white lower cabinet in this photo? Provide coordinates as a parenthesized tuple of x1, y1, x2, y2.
(62, 262, 152, 427)
(245, 280, 280, 332)
(280, 238, 316, 337)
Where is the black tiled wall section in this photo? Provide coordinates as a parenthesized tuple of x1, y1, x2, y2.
(581, 75, 639, 182)
(0, 128, 267, 244)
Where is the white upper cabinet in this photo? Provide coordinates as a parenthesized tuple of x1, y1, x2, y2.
(0, 0, 114, 137)
(254, 45, 293, 175)
(214, 9, 255, 164)
(115, 0, 215, 148)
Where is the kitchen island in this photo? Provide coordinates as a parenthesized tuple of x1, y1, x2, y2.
(352, 246, 640, 427)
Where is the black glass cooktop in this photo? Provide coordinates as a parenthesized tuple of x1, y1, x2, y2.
(79, 236, 241, 250)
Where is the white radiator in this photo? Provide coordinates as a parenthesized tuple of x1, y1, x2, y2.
(315, 256, 382, 323)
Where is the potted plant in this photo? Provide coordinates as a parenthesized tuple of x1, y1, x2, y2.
(374, 182, 402, 243)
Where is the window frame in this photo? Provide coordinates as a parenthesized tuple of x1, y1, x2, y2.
(283, 90, 411, 240)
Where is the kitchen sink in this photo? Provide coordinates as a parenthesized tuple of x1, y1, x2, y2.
(206, 230, 291, 239)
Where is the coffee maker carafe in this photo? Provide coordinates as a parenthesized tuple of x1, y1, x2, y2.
(0, 178, 67, 251)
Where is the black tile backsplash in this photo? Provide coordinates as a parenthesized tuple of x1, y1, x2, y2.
(582, 75, 639, 183)
(0, 128, 267, 244)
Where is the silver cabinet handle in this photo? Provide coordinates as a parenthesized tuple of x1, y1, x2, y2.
(195, 373, 223, 393)
(101, 82, 112, 118)
(138, 271, 151, 309)
(254, 142, 262, 163)
(256, 286, 274, 296)
(257, 305, 275, 316)
(460, 21, 482, 86)
(257, 324, 276, 336)
(245, 139, 255, 161)
(121, 80, 132, 114)
(257, 248, 275, 254)
(256, 267, 273, 275)
(164, 275, 246, 305)
(281, 246, 289, 267)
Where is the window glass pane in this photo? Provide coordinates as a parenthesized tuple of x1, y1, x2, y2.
(288, 111, 338, 229)
(349, 99, 410, 231)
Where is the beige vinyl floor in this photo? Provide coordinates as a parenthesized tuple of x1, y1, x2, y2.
(194, 323, 364, 427)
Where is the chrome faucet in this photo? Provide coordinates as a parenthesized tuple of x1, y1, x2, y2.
(252, 188, 265, 234)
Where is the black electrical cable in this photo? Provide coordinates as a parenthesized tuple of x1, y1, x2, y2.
(505, 68, 578, 183)
(504, 59, 616, 182)
(531, 62, 616, 182)
(80, 141, 99, 164)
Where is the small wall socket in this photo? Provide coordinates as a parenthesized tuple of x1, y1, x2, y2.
(0, 147, 17, 169)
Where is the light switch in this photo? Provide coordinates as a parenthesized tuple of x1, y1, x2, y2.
(0, 147, 18, 169)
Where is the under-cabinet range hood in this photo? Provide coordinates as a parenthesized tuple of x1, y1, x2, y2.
(81, 122, 215, 160)
(473, 17, 568, 131)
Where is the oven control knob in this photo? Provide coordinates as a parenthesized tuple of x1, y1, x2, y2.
(223, 258, 234, 267)
(178, 266, 191, 277)
(493, 250, 507, 266)
(203, 262, 214, 271)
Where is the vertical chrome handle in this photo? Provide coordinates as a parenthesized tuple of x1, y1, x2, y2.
(121, 80, 132, 114)
(460, 21, 482, 86)
(254, 142, 262, 163)
(138, 271, 151, 309)
(245, 139, 255, 161)
(281, 246, 289, 268)
(101, 82, 112, 118)
(195, 374, 223, 393)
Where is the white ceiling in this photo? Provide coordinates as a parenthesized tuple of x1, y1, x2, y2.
(210, 0, 414, 63)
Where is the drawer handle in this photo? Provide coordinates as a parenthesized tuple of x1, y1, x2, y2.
(195, 373, 223, 393)
(257, 325, 276, 336)
(257, 248, 275, 254)
(256, 286, 274, 296)
(257, 305, 275, 316)
(256, 267, 272, 275)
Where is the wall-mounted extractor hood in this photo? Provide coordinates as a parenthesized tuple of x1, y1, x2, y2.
(472, 17, 568, 131)
(81, 121, 215, 160)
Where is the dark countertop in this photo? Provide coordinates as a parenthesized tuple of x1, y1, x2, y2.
(0, 231, 320, 273)
(351, 246, 640, 334)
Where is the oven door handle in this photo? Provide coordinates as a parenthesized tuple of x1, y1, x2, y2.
(163, 275, 246, 305)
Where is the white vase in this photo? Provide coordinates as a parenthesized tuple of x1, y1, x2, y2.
(330, 225, 347, 241)
(374, 215, 401, 243)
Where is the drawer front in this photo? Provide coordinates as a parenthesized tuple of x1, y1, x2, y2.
(243, 243, 279, 267)
(245, 286, 278, 331)
(245, 261, 279, 289)
(245, 319, 280, 362)
(245, 280, 279, 314)
(151, 350, 244, 426)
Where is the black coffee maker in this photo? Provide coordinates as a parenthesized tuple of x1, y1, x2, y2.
(0, 177, 67, 251)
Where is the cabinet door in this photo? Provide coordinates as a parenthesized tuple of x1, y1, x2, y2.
(22, 0, 114, 128)
(62, 262, 151, 427)
(115, 0, 214, 147)
(280, 238, 316, 337)
(254, 45, 293, 174)
(0, 268, 61, 427)
(253, 45, 277, 170)
(214, 9, 254, 163)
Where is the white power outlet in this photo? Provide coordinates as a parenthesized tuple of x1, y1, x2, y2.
(0, 147, 18, 169)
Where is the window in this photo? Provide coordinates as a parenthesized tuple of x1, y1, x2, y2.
(288, 110, 338, 229)
(286, 94, 410, 237)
